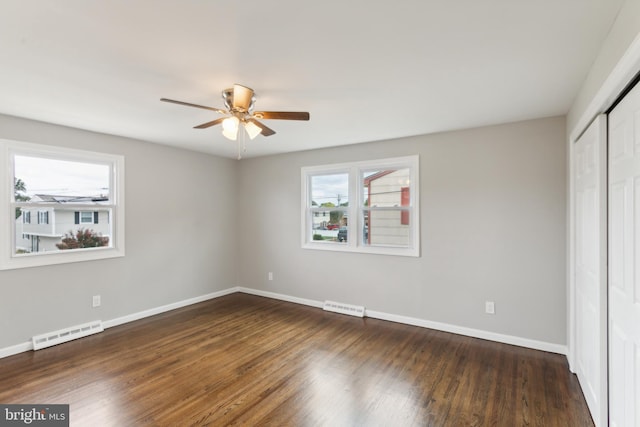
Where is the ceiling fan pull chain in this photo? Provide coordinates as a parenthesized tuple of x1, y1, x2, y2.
(242, 127, 247, 156)
(236, 126, 247, 160)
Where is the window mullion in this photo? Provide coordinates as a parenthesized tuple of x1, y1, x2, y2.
(349, 165, 359, 248)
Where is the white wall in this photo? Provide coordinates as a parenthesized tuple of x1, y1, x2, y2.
(0, 114, 238, 349)
(237, 116, 567, 346)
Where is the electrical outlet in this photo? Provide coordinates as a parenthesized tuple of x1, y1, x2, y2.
(268, 272, 273, 281)
(92, 295, 101, 308)
(485, 301, 495, 314)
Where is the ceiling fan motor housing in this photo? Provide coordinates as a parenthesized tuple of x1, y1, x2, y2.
(223, 84, 256, 113)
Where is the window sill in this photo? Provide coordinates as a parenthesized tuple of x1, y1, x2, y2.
(302, 241, 419, 257)
(0, 246, 125, 270)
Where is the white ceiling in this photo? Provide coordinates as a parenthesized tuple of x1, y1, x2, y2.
(0, 1, 625, 159)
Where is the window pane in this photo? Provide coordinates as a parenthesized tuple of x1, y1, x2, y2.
(14, 155, 110, 202)
(308, 215, 347, 244)
(80, 211, 94, 223)
(363, 209, 410, 247)
(311, 173, 348, 207)
(362, 168, 411, 207)
(15, 209, 112, 254)
(363, 168, 411, 248)
(310, 173, 348, 242)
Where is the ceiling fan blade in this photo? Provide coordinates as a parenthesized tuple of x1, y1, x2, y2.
(253, 111, 310, 121)
(247, 118, 276, 136)
(194, 117, 226, 129)
(160, 98, 226, 114)
(232, 84, 254, 111)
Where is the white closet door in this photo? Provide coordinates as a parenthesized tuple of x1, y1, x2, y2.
(609, 80, 640, 427)
(574, 114, 608, 426)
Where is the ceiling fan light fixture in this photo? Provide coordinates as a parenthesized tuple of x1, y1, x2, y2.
(244, 120, 262, 140)
(161, 85, 310, 154)
(222, 116, 239, 140)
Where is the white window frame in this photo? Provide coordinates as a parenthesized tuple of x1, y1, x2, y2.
(0, 139, 125, 270)
(79, 211, 94, 224)
(37, 210, 49, 225)
(301, 155, 420, 257)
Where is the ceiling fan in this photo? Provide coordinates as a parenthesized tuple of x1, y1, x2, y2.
(161, 84, 310, 142)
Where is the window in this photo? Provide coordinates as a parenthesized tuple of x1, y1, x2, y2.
(1, 139, 125, 270)
(301, 155, 419, 257)
(37, 210, 49, 224)
(77, 211, 97, 224)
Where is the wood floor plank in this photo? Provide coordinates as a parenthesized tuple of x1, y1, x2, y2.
(0, 293, 594, 426)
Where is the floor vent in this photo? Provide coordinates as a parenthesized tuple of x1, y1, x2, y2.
(323, 300, 365, 317)
(32, 320, 103, 351)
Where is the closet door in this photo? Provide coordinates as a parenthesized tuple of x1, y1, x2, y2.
(574, 114, 608, 426)
(609, 80, 640, 427)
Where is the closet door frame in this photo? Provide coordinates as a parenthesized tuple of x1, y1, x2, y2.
(568, 34, 640, 373)
(568, 33, 640, 427)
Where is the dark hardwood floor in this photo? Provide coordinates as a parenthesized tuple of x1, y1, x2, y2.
(0, 293, 593, 426)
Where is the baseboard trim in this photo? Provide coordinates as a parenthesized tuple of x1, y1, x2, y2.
(1, 286, 566, 359)
(0, 287, 240, 359)
(103, 287, 240, 329)
(237, 287, 566, 355)
(236, 287, 323, 309)
(365, 309, 567, 355)
(0, 341, 33, 359)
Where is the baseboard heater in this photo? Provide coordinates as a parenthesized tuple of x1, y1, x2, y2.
(32, 320, 104, 351)
(323, 300, 365, 318)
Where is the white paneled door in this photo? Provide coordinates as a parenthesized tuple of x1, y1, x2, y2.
(574, 114, 608, 426)
(608, 81, 640, 427)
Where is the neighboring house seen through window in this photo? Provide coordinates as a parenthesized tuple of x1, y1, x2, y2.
(301, 155, 419, 257)
(37, 211, 49, 225)
(0, 139, 125, 270)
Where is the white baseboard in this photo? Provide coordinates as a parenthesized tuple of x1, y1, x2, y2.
(365, 309, 567, 355)
(0, 286, 240, 359)
(238, 287, 567, 355)
(236, 287, 323, 309)
(0, 341, 33, 359)
(103, 287, 239, 329)
(1, 286, 566, 359)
